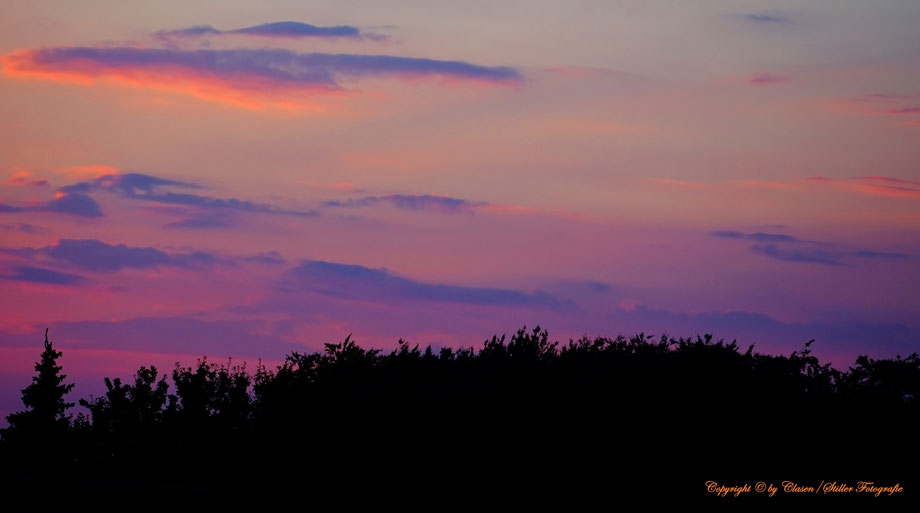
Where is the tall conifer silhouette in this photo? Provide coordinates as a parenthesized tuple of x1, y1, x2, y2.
(1, 329, 75, 451)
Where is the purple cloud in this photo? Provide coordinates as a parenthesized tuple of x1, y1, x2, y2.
(0, 193, 103, 218)
(290, 260, 570, 308)
(4, 266, 85, 285)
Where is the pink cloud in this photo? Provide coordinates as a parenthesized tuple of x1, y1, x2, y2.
(4, 171, 50, 187)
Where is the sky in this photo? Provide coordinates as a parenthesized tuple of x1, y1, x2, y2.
(1, 1, 919, 420)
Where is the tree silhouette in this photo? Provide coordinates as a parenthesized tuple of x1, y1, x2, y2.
(0, 329, 75, 472)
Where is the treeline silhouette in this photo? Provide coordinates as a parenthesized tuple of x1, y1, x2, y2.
(1, 327, 917, 507)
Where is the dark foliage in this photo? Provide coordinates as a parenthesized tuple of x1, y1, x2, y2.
(1, 326, 918, 507)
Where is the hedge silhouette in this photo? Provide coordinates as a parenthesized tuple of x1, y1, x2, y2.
(1, 326, 917, 506)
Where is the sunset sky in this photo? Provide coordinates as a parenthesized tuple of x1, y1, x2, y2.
(1, 1, 919, 420)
